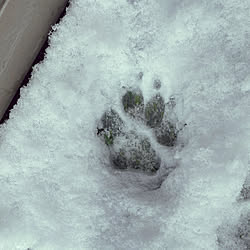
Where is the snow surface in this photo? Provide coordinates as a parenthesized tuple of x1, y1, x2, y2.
(0, 0, 250, 249)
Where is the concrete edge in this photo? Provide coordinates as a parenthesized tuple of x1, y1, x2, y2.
(0, 0, 69, 121)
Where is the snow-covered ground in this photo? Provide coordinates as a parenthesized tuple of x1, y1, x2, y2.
(0, 0, 250, 249)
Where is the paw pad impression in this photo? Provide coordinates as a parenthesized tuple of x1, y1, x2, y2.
(98, 84, 180, 174)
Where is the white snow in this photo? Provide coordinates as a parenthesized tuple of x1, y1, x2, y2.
(0, 0, 249, 249)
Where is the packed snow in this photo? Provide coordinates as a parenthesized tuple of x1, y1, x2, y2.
(0, 0, 249, 249)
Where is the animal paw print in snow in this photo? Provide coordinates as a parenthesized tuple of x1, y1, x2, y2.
(97, 80, 178, 174)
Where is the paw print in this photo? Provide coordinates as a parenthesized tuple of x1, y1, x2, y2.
(97, 79, 181, 174)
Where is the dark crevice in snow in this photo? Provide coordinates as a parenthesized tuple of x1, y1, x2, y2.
(0, 0, 71, 125)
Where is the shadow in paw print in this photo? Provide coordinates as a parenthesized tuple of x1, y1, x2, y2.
(122, 89, 144, 119)
(217, 212, 250, 250)
(97, 81, 182, 177)
(111, 131, 161, 174)
(145, 94, 165, 128)
(154, 121, 177, 147)
(236, 213, 250, 249)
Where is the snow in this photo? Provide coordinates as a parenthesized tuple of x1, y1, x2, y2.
(0, 0, 249, 249)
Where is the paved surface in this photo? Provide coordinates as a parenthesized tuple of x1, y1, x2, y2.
(0, 0, 68, 120)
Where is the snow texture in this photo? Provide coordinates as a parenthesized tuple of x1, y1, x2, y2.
(0, 0, 249, 249)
